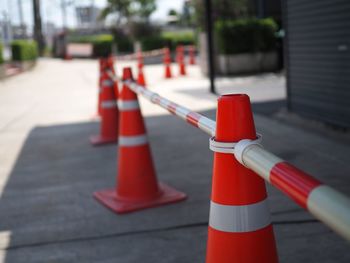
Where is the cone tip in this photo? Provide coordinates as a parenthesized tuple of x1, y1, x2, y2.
(216, 93, 255, 140)
(122, 67, 133, 80)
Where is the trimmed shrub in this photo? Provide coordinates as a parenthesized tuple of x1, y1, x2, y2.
(11, 40, 38, 61)
(92, 35, 113, 57)
(0, 43, 4, 64)
(140, 35, 166, 51)
(115, 37, 133, 53)
(162, 31, 195, 50)
(215, 18, 278, 54)
(68, 34, 114, 57)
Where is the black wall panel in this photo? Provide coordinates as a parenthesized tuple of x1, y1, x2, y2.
(285, 0, 350, 128)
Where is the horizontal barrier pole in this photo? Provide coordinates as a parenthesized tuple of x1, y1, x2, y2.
(127, 81, 216, 136)
(242, 145, 350, 241)
(114, 46, 196, 61)
(115, 48, 166, 61)
(108, 71, 216, 136)
(108, 70, 350, 242)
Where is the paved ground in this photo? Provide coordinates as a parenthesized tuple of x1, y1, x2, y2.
(0, 59, 349, 262)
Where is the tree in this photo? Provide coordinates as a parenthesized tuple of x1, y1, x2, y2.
(100, 0, 157, 41)
(33, 0, 44, 55)
(192, 0, 254, 30)
(100, 0, 156, 26)
(168, 9, 178, 16)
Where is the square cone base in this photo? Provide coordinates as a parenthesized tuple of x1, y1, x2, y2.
(89, 135, 118, 146)
(93, 182, 187, 214)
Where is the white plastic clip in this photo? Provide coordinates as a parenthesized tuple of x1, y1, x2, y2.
(209, 134, 262, 167)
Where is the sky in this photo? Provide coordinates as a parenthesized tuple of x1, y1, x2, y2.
(0, 0, 185, 29)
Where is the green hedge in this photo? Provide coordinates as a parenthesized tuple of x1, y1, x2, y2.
(215, 18, 278, 54)
(114, 37, 133, 53)
(162, 31, 195, 50)
(68, 34, 114, 57)
(0, 43, 4, 64)
(139, 32, 195, 51)
(140, 35, 166, 51)
(11, 40, 38, 61)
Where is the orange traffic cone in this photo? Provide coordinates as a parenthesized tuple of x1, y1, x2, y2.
(137, 51, 143, 69)
(175, 45, 183, 64)
(106, 55, 115, 74)
(93, 67, 187, 213)
(189, 45, 196, 65)
(137, 67, 146, 87)
(164, 48, 172, 79)
(93, 58, 106, 119)
(206, 94, 278, 263)
(179, 54, 186, 76)
(89, 71, 119, 146)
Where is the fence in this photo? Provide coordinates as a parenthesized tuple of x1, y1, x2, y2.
(92, 51, 350, 262)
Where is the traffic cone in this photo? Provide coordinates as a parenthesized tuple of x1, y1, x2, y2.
(206, 94, 278, 263)
(179, 54, 186, 76)
(107, 55, 115, 74)
(164, 48, 172, 79)
(93, 58, 106, 119)
(137, 67, 146, 87)
(64, 53, 72, 60)
(137, 51, 143, 69)
(89, 70, 119, 146)
(189, 45, 196, 65)
(93, 67, 187, 213)
(175, 45, 183, 64)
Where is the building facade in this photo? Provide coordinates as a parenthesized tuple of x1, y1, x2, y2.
(284, 0, 350, 128)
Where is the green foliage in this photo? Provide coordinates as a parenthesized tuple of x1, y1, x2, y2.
(162, 31, 195, 50)
(68, 34, 114, 57)
(215, 18, 278, 54)
(129, 21, 160, 40)
(11, 40, 38, 61)
(192, 0, 253, 31)
(139, 31, 196, 51)
(100, 0, 156, 25)
(0, 43, 4, 64)
(140, 35, 165, 51)
(115, 37, 133, 53)
(168, 9, 178, 16)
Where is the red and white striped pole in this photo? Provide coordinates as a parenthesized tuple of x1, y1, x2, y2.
(234, 143, 350, 241)
(108, 70, 350, 242)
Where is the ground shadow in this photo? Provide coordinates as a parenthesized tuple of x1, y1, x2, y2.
(1, 106, 349, 262)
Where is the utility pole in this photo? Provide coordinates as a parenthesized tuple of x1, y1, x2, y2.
(6, 0, 13, 44)
(17, 0, 26, 38)
(61, 0, 67, 29)
(90, 0, 96, 27)
(33, 0, 44, 55)
(204, 0, 216, 94)
(17, 0, 24, 26)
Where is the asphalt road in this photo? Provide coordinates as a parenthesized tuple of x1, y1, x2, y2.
(0, 59, 349, 262)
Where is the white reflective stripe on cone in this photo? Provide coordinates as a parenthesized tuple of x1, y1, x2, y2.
(119, 135, 148, 147)
(101, 100, 117, 109)
(102, 80, 114, 87)
(117, 100, 139, 111)
(209, 199, 271, 233)
(307, 185, 350, 241)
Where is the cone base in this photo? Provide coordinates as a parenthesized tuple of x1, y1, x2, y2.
(89, 135, 118, 146)
(93, 182, 187, 214)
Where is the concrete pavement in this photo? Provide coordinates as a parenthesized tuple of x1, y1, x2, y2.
(0, 58, 349, 262)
